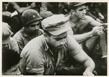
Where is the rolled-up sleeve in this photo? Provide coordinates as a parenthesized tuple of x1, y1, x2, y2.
(25, 64, 44, 75)
(20, 38, 45, 75)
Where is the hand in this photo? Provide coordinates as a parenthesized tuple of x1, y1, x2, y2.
(91, 26, 104, 36)
(83, 69, 94, 76)
(96, 18, 102, 23)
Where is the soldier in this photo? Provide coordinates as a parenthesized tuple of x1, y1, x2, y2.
(19, 14, 95, 75)
(68, 2, 107, 75)
(13, 9, 43, 54)
(2, 22, 20, 75)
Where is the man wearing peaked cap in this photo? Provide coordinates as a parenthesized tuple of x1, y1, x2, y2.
(13, 9, 43, 54)
(41, 14, 71, 36)
(19, 14, 95, 75)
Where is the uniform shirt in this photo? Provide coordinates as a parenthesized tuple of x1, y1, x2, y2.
(20, 34, 80, 75)
(13, 27, 42, 54)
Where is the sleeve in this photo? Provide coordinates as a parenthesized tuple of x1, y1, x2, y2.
(22, 51, 45, 75)
(10, 38, 19, 53)
(25, 63, 44, 75)
(26, 50, 45, 75)
(13, 32, 24, 53)
(20, 39, 45, 75)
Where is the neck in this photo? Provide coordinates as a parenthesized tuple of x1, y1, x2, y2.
(70, 14, 80, 23)
(45, 36, 56, 49)
(23, 28, 36, 36)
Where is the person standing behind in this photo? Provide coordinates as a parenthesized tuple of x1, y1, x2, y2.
(2, 22, 20, 75)
(13, 9, 43, 54)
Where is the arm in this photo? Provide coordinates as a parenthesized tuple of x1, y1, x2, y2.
(10, 2, 35, 13)
(73, 26, 104, 43)
(10, 2, 20, 10)
(13, 32, 25, 54)
(67, 35, 95, 76)
(20, 40, 45, 75)
(73, 49, 95, 76)
(73, 31, 93, 43)
(87, 15, 102, 26)
(10, 38, 20, 54)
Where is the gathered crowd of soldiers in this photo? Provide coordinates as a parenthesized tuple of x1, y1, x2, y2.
(2, 2, 107, 75)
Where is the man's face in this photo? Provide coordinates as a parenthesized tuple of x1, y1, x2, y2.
(47, 32, 67, 48)
(74, 5, 87, 19)
(25, 21, 40, 34)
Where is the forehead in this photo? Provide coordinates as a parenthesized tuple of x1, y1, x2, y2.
(29, 21, 40, 26)
(76, 5, 87, 10)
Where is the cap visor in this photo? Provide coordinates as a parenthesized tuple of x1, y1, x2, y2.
(49, 22, 71, 36)
(74, 2, 87, 7)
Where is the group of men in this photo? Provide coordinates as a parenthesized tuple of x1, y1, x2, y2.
(2, 2, 107, 75)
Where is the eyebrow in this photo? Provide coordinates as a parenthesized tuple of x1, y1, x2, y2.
(78, 7, 87, 11)
(30, 22, 40, 27)
(55, 36, 66, 41)
(53, 32, 67, 41)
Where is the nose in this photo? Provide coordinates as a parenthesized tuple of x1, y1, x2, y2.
(83, 9, 87, 14)
(59, 39, 66, 45)
(35, 25, 39, 30)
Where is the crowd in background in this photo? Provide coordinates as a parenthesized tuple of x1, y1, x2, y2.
(3, 2, 107, 33)
(2, 2, 107, 75)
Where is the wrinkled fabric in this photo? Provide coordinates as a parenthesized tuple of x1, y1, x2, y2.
(13, 28, 42, 54)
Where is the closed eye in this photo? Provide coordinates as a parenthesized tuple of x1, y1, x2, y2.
(53, 32, 67, 41)
(79, 8, 87, 11)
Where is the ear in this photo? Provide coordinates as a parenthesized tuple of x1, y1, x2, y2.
(44, 32, 50, 38)
(70, 9, 75, 16)
(44, 32, 47, 37)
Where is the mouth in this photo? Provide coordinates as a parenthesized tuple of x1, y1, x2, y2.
(80, 15, 85, 19)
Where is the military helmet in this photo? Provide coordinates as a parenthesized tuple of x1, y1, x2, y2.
(21, 9, 42, 27)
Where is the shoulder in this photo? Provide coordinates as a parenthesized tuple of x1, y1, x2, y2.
(20, 35, 46, 57)
(84, 15, 98, 23)
(85, 15, 94, 20)
(13, 28, 23, 39)
(84, 15, 102, 26)
(9, 38, 19, 53)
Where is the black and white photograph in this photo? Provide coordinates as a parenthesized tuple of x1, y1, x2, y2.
(2, 2, 107, 76)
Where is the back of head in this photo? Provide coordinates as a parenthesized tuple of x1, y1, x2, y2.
(2, 22, 13, 40)
(21, 9, 42, 27)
